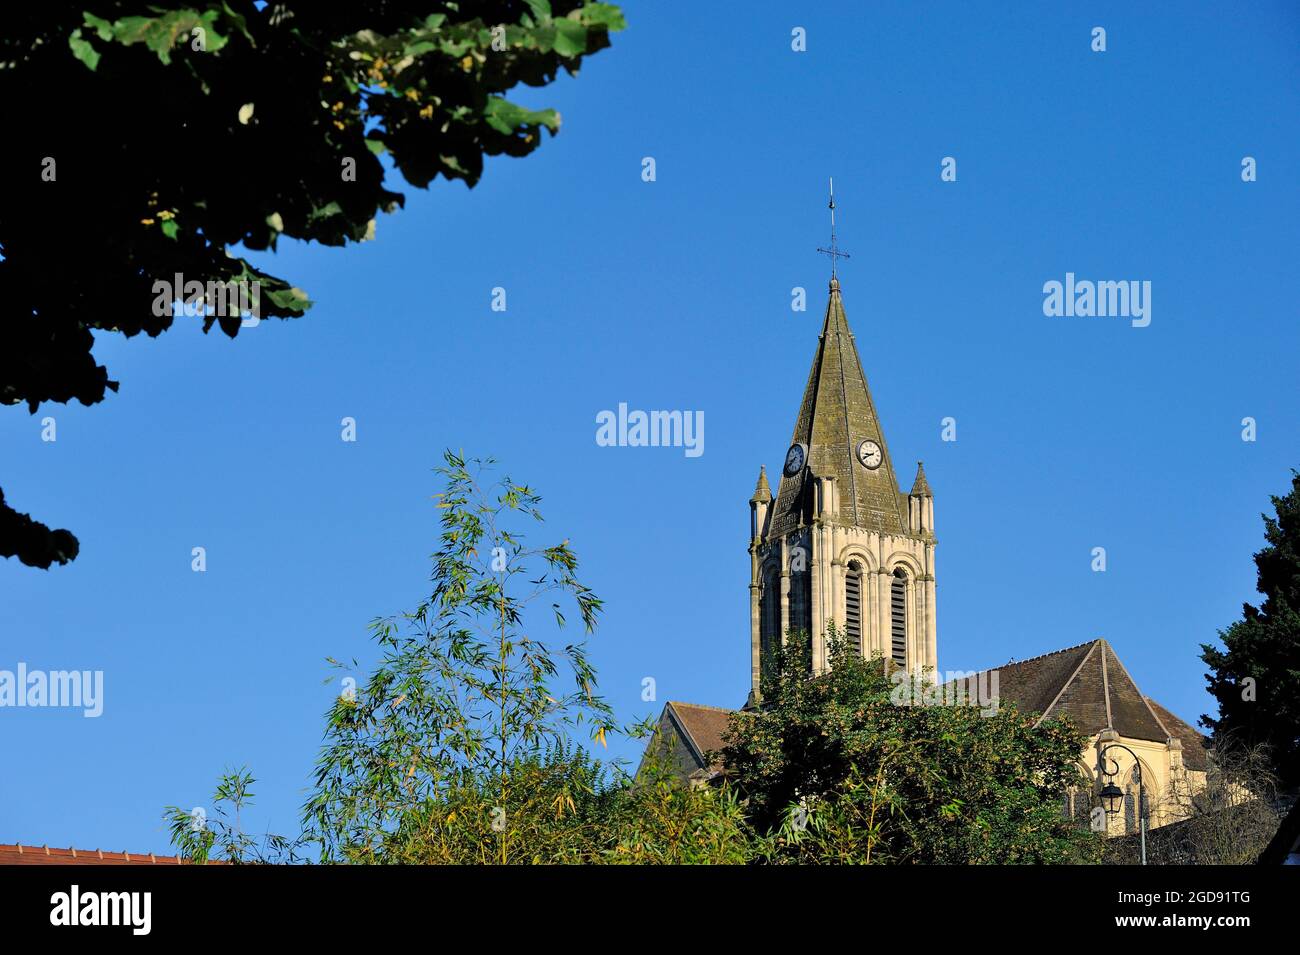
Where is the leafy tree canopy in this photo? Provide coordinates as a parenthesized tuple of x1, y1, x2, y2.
(720, 629, 1104, 864)
(0, 1, 624, 567)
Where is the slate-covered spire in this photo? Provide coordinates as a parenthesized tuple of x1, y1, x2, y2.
(910, 461, 933, 497)
(768, 277, 909, 537)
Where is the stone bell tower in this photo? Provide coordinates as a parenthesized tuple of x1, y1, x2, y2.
(747, 274, 937, 698)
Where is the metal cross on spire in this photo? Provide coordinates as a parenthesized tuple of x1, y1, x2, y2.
(816, 177, 851, 277)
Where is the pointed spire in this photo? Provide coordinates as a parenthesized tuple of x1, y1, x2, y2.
(750, 465, 772, 503)
(769, 279, 909, 537)
(910, 461, 932, 497)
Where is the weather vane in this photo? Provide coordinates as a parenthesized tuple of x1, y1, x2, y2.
(816, 177, 850, 277)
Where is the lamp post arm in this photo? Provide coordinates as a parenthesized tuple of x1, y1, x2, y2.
(1098, 742, 1146, 815)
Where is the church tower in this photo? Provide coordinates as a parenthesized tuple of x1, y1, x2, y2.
(747, 274, 937, 697)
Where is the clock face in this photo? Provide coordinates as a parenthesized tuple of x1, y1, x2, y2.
(856, 439, 883, 470)
(783, 443, 807, 476)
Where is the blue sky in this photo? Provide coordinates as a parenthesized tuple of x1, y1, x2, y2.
(2, 1, 1298, 854)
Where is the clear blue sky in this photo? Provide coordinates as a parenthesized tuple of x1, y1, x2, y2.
(2, 1, 1297, 854)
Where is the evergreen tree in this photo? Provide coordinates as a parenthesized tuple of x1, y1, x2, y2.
(1201, 471, 1300, 787)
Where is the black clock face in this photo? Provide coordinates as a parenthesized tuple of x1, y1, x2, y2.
(784, 443, 806, 476)
(857, 439, 882, 470)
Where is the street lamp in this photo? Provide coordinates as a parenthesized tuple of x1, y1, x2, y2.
(1099, 779, 1124, 811)
(1098, 743, 1147, 865)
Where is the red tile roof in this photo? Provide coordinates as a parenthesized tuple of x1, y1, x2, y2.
(0, 843, 218, 865)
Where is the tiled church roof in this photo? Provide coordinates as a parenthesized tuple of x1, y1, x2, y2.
(947, 639, 1209, 771)
(666, 701, 736, 771)
(769, 277, 910, 537)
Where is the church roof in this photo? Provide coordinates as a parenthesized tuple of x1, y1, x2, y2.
(946, 639, 1208, 770)
(665, 701, 735, 771)
(637, 701, 740, 782)
(769, 277, 910, 537)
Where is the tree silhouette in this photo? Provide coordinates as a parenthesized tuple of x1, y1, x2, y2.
(1202, 470, 1300, 787)
(0, 1, 624, 566)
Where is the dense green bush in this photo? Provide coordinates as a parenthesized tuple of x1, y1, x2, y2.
(721, 629, 1104, 864)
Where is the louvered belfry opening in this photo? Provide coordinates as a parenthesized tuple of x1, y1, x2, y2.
(845, 561, 863, 653)
(761, 566, 780, 659)
(789, 566, 810, 640)
(890, 568, 908, 666)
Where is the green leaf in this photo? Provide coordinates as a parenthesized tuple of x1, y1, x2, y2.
(582, 4, 628, 30)
(553, 20, 587, 57)
(306, 201, 343, 224)
(264, 286, 312, 312)
(525, 0, 553, 20)
(484, 98, 559, 136)
(68, 29, 101, 71)
(83, 14, 114, 41)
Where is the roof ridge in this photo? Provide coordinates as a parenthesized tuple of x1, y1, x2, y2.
(1100, 639, 1113, 728)
(663, 703, 707, 768)
(967, 638, 1102, 675)
(1036, 641, 1101, 727)
(831, 297, 862, 524)
(666, 701, 737, 714)
(1104, 644, 1173, 738)
(839, 298, 910, 531)
(0, 842, 194, 864)
(1144, 696, 1207, 738)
